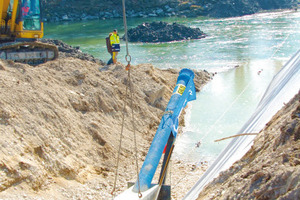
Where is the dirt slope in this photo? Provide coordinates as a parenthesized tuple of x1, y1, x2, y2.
(0, 58, 210, 199)
(197, 91, 300, 200)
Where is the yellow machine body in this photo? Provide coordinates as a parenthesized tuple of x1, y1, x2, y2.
(0, 0, 58, 64)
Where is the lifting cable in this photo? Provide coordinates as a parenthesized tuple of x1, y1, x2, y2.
(111, 0, 142, 198)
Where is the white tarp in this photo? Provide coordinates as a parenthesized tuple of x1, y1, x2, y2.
(183, 49, 300, 200)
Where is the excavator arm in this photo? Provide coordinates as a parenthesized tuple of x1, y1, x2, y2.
(0, 0, 10, 36)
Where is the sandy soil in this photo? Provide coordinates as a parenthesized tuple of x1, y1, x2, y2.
(0, 58, 211, 199)
(1, 50, 298, 200)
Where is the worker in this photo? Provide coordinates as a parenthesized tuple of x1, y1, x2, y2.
(22, 1, 30, 17)
(109, 29, 120, 64)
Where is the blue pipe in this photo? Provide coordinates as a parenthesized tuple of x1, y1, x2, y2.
(133, 68, 196, 192)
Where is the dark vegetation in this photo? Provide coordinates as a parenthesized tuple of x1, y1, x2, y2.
(41, 0, 298, 22)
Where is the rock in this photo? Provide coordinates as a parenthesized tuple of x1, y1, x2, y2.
(208, 1, 260, 18)
(155, 8, 164, 16)
(112, 10, 121, 18)
(62, 15, 69, 21)
(39, 39, 105, 65)
(148, 13, 157, 17)
(124, 21, 206, 43)
(178, 2, 192, 11)
(104, 12, 113, 18)
(165, 5, 175, 13)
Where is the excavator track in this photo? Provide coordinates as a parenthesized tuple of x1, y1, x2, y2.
(0, 41, 58, 65)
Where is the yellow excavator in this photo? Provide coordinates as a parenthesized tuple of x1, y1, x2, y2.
(0, 0, 58, 64)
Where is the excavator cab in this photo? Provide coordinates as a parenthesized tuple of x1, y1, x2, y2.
(0, 0, 58, 65)
(21, 0, 42, 31)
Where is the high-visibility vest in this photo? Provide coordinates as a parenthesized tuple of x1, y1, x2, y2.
(110, 33, 120, 46)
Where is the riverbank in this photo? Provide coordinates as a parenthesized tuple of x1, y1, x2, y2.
(0, 56, 211, 199)
(1, 54, 299, 199)
(41, 0, 299, 22)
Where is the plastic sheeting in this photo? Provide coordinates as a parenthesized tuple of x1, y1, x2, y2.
(183, 49, 300, 200)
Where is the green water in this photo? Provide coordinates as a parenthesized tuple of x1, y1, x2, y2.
(44, 10, 300, 164)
